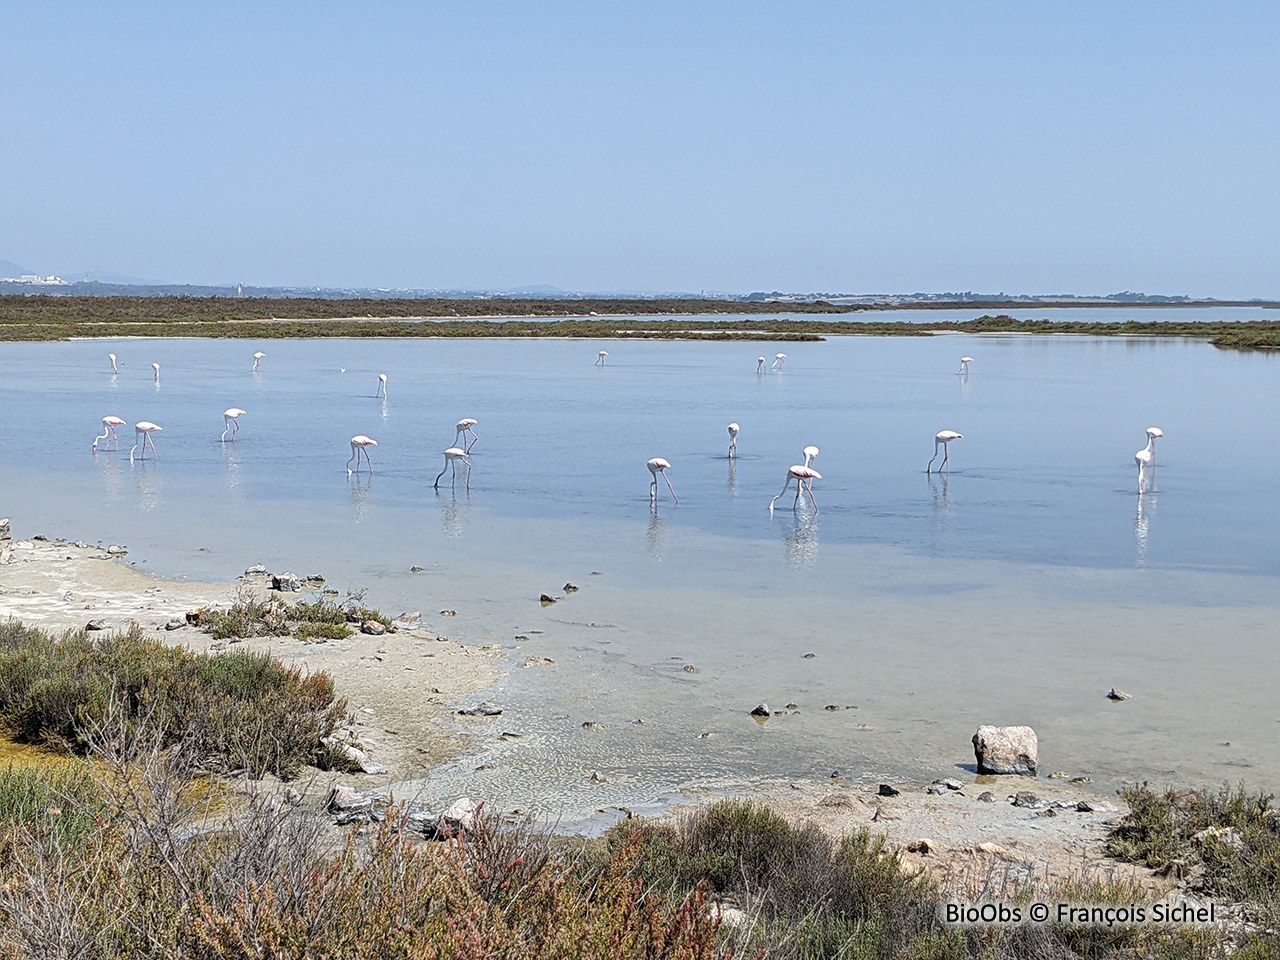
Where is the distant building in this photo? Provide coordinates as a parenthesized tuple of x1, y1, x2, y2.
(0, 274, 68, 286)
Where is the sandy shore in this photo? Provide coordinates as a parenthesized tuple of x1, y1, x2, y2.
(0, 535, 504, 782)
(0, 530, 1164, 890)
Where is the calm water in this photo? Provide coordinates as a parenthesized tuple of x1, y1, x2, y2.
(2, 332, 1278, 815)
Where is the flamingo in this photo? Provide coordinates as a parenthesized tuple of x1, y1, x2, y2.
(108, 353, 117, 373)
(92, 416, 126, 451)
(1135, 427, 1162, 494)
(129, 422, 162, 462)
(772, 353, 787, 371)
(756, 357, 766, 374)
(454, 418, 479, 453)
(927, 431, 962, 474)
(347, 435, 377, 475)
(770, 465, 821, 513)
(647, 457, 677, 504)
(727, 423, 740, 458)
(803, 445, 819, 468)
(252, 351, 265, 371)
(596, 350, 608, 366)
(959, 357, 973, 375)
(151, 362, 160, 382)
(221, 408, 246, 442)
(376, 373, 387, 398)
(434, 447, 470, 488)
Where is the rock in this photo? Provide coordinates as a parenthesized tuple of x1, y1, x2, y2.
(978, 791, 996, 803)
(326, 784, 373, 814)
(244, 564, 268, 575)
(749, 702, 770, 717)
(360, 759, 388, 775)
(458, 701, 503, 717)
(878, 784, 901, 797)
(907, 838, 936, 854)
(1047, 771, 1070, 780)
(926, 783, 947, 795)
(539, 594, 556, 604)
(563, 583, 579, 593)
(1193, 826, 1246, 852)
(1076, 800, 1119, 813)
(523, 657, 555, 668)
(1011, 791, 1043, 808)
(186, 606, 207, 625)
(1107, 688, 1132, 701)
(975, 842, 1011, 857)
(803, 652, 816, 659)
(590, 770, 608, 783)
(818, 794, 856, 808)
(360, 620, 387, 636)
(581, 721, 604, 731)
(712, 905, 748, 929)
(106, 544, 127, 555)
(85, 619, 106, 631)
(784, 703, 799, 712)
(824, 704, 839, 712)
(1038, 807, 1059, 817)
(164, 619, 185, 631)
(393, 612, 421, 628)
(972, 725, 1038, 776)
(284, 788, 303, 806)
(682, 664, 696, 673)
(439, 610, 457, 617)
(33, 534, 48, 541)
(0, 519, 9, 541)
(938, 778, 964, 791)
(871, 807, 899, 822)
(271, 572, 302, 592)
(410, 565, 424, 573)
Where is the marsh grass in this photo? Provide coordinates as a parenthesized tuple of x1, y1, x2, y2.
(201, 588, 392, 643)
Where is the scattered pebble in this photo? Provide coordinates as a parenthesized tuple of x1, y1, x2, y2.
(563, 583, 579, 593)
(824, 704, 839, 712)
(539, 594, 556, 605)
(1107, 688, 1132, 701)
(410, 565, 424, 573)
(978, 791, 996, 803)
(749, 702, 770, 718)
(682, 664, 696, 673)
(803, 652, 816, 659)
(581, 721, 604, 731)
(458, 701, 503, 717)
(439, 610, 457, 617)
(878, 784, 901, 797)
(164, 619, 184, 631)
(907, 838, 935, 854)
(85, 619, 106, 631)
(590, 770, 608, 783)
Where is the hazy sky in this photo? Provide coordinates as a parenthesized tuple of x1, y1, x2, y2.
(4, 2, 1278, 295)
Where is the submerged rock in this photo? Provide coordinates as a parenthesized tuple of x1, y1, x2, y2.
(458, 701, 503, 717)
(271, 572, 302, 592)
(85, 619, 106, 631)
(972, 725, 1038, 776)
(539, 594, 557, 605)
(106, 544, 127, 556)
(1107, 688, 1132, 701)
(244, 564, 268, 576)
(749, 702, 771, 717)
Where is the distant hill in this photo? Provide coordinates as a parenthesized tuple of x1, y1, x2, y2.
(0, 260, 32, 279)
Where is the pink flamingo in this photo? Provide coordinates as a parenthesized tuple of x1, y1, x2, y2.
(92, 416, 126, 452)
(108, 353, 118, 373)
(434, 447, 470, 488)
(130, 422, 162, 462)
(771, 353, 787, 371)
(347, 435, 377, 474)
(927, 431, 962, 474)
(253, 352, 265, 372)
(770, 464, 821, 513)
(1135, 427, 1163, 494)
(647, 457, 677, 504)
(756, 357, 766, 373)
(376, 373, 387, 398)
(455, 418, 479, 453)
(727, 423, 740, 458)
(596, 350, 608, 366)
(221, 408, 246, 442)
(151, 362, 160, 382)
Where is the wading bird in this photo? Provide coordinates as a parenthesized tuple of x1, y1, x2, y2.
(959, 357, 973, 375)
(770, 464, 821, 513)
(455, 418, 478, 453)
(252, 351, 265, 372)
(130, 422, 162, 462)
(727, 423, 740, 458)
(434, 447, 470, 489)
(927, 431, 962, 474)
(92, 416, 126, 451)
(108, 353, 117, 373)
(221, 408, 246, 442)
(647, 457, 677, 504)
(803, 445, 819, 468)
(772, 353, 787, 371)
(1135, 427, 1163, 494)
(347, 435, 377, 475)
(596, 350, 608, 366)
(756, 357, 766, 374)
(376, 373, 387, 398)
(151, 362, 160, 382)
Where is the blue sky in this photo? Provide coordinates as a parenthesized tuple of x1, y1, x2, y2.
(3, 2, 1278, 295)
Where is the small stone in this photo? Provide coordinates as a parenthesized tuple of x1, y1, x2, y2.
(244, 564, 268, 575)
(539, 594, 556, 605)
(976, 842, 1011, 857)
(1047, 771, 1070, 780)
(682, 664, 695, 673)
(514, 635, 529, 641)
(590, 770, 608, 783)
(803, 652, 816, 659)
(106, 544, 127, 555)
(1077, 800, 1119, 813)
(164, 619, 184, 631)
(1012, 791, 1042, 808)
(749, 702, 770, 717)
(85, 619, 106, 631)
(439, 610, 457, 617)
(1070, 776, 1094, 784)
(907, 838, 935, 854)
(978, 791, 996, 803)
(360, 759, 388, 775)
(695, 732, 712, 739)
(271, 573, 302, 592)
(926, 783, 947, 795)
(824, 704, 839, 712)
(1038, 807, 1059, 817)
(410, 565, 424, 573)
(186, 606, 207, 625)
(360, 621, 387, 636)
(938, 778, 964, 791)
(284, 788, 303, 806)
(1107, 688, 1132, 701)
(563, 583, 579, 593)
(581, 721, 603, 731)
(393, 612, 421, 628)
(327, 784, 373, 814)
(878, 784, 901, 797)
(458, 701, 502, 717)
(0, 519, 9, 541)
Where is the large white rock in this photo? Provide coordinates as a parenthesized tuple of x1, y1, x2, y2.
(972, 725, 1038, 776)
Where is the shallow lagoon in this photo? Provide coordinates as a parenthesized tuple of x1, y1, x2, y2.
(2, 331, 1277, 815)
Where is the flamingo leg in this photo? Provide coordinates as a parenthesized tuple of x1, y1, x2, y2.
(805, 482, 819, 513)
(434, 459, 449, 488)
(650, 477, 657, 501)
(941, 445, 949, 471)
(148, 433, 158, 461)
(769, 476, 794, 513)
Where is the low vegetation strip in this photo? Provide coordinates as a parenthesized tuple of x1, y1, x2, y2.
(4, 295, 1280, 348)
(0, 620, 347, 778)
